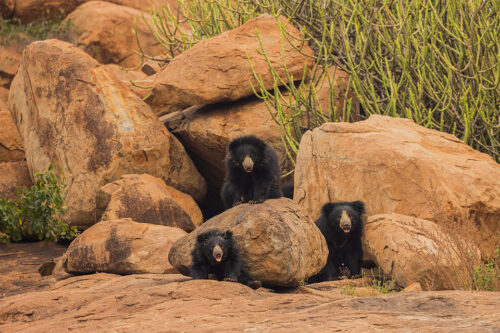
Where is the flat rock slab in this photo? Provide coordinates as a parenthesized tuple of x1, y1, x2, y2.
(0, 273, 498, 332)
(0, 241, 67, 298)
(169, 198, 328, 287)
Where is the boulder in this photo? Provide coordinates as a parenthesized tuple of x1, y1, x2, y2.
(96, 174, 203, 232)
(164, 66, 359, 188)
(294, 115, 500, 255)
(363, 214, 479, 291)
(0, 160, 31, 199)
(168, 198, 328, 287)
(9, 39, 206, 228)
(0, 87, 24, 161)
(6, 0, 81, 23)
(64, 219, 187, 274)
(65, 1, 165, 67)
(0, 0, 14, 18)
(0, 37, 27, 87)
(106, 0, 179, 12)
(101, 64, 147, 82)
(149, 14, 315, 116)
(1, 0, 179, 22)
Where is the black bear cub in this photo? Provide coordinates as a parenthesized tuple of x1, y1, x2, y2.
(221, 135, 282, 209)
(309, 201, 365, 283)
(191, 229, 261, 289)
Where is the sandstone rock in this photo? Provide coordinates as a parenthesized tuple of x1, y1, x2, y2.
(0, 160, 31, 199)
(9, 39, 206, 228)
(294, 115, 500, 255)
(149, 14, 315, 115)
(0, 273, 499, 332)
(101, 64, 147, 82)
(363, 214, 479, 291)
(96, 174, 203, 232)
(1, 0, 178, 22)
(65, 1, 165, 67)
(164, 66, 358, 188)
(0, 37, 27, 88)
(7, 0, 81, 23)
(0, 87, 24, 161)
(165, 102, 292, 188)
(107, 0, 179, 12)
(352, 287, 381, 297)
(65, 219, 187, 274)
(0, 241, 67, 297)
(403, 282, 423, 292)
(168, 198, 327, 287)
(0, 0, 14, 18)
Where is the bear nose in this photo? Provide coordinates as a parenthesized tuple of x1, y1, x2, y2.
(242, 156, 254, 172)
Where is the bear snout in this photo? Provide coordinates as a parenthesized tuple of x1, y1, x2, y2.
(212, 244, 223, 262)
(242, 156, 254, 172)
(340, 210, 351, 233)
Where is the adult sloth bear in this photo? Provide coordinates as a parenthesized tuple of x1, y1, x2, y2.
(309, 201, 365, 283)
(221, 135, 282, 209)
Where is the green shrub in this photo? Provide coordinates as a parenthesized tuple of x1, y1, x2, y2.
(0, 165, 79, 244)
(137, 0, 499, 163)
(472, 248, 500, 291)
(0, 16, 71, 44)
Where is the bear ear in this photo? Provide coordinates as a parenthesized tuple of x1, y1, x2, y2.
(228, 137, 241, 153)
(223, 230, 233, 240)
(321, 203, 335, 216)
(351, 201, 365, 214)
(197, 233, 208, 243)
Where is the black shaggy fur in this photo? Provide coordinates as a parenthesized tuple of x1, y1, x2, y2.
(221, 135, 282, 209)
(191, 229, 261, 289)
(281, 183, 294, 199)
(309, 201, 365, 283)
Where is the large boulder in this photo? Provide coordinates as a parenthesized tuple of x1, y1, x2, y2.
(0, 87, 24, 162)
(294, 115, 500, 255)
(363, 214, 480, 291)
(96, 174, 203, 232)
(149, 14, 315, 116)
(168, 198, 328, 287)
(0, 160, 31, 199)
(65, 1, 165, 67)
(8, 39, 206, 228)
(64, 219, 187, 274)
(165, 67, 358, 188)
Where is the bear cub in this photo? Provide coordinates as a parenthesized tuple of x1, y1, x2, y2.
(191, 229, 261, 289)
(309, 201, 365, 283)
(221, 135, 282, 209)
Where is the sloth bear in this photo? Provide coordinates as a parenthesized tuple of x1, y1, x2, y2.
(221, 135, 282, 209)
(308, 201, 365, 283)
(191, 229, 261, 289)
